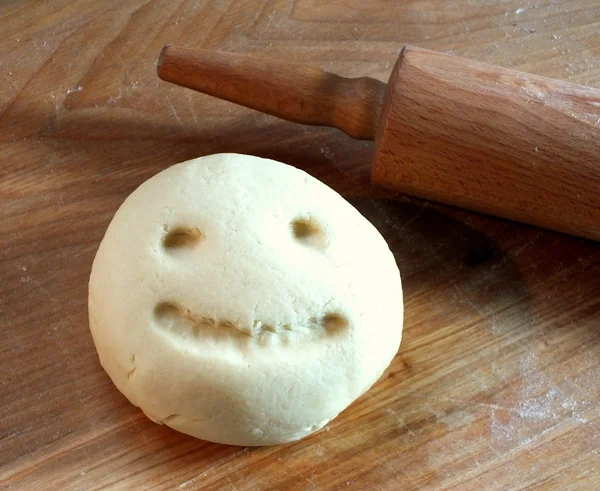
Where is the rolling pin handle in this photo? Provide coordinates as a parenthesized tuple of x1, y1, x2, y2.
(158, 45, 386, 140)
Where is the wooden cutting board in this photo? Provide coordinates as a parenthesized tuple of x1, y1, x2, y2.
(2, 1, 600, 489)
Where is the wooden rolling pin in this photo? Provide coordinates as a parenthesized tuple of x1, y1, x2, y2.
(157, 45, 600, 241)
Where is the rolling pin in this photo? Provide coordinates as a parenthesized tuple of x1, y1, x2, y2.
(157, 45, 600, 241)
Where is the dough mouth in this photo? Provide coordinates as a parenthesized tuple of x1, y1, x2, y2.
(153, 301, 349, 345)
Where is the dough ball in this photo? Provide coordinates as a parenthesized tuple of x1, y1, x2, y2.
(89, 153, 403, 446)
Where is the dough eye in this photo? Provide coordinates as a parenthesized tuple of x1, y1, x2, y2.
(290, 216, 326, 249)
(321, 312, 349, 334)
(162, 226, 203, 250)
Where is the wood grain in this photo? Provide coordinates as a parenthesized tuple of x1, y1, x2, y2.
(2, 1, 600, 490)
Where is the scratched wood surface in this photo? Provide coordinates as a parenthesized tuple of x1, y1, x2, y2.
(2, 1, 600, 489)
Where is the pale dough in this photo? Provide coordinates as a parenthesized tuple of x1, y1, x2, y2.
(89, 153, 403, 446)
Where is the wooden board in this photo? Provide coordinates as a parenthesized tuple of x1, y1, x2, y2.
(2, 1, 600, 489)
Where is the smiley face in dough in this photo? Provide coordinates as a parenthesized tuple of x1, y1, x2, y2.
(89, 153, 403, 446)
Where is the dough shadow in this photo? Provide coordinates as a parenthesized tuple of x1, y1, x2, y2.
(6, 102, 378, 199)
(98, 197, 538, 465)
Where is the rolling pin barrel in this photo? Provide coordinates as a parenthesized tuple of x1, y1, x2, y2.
(158, 45, 600, 241)
(373, 46, 600, 241)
